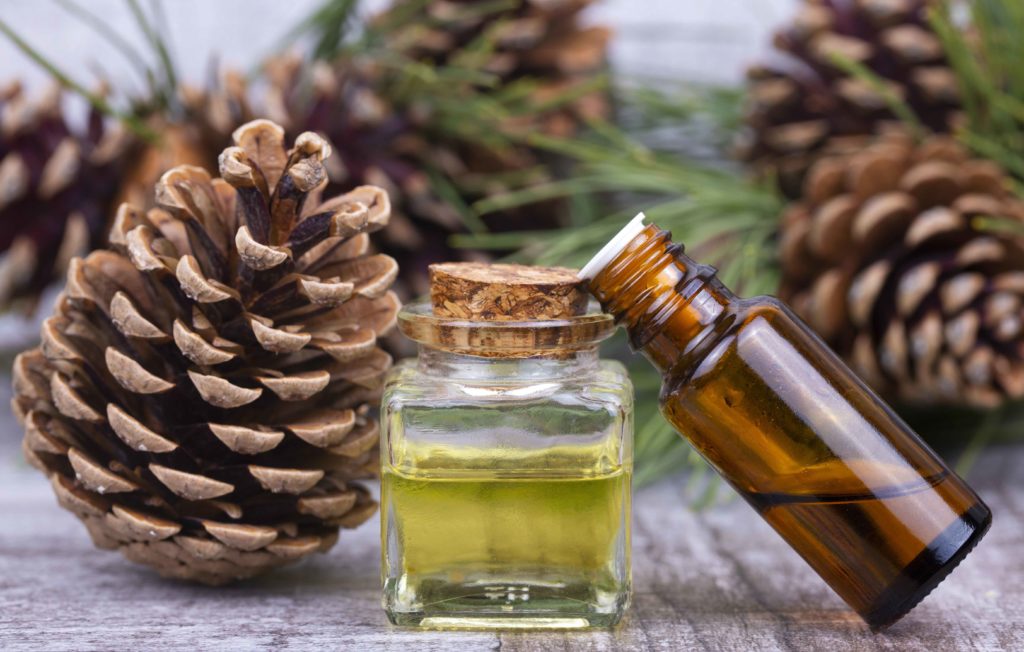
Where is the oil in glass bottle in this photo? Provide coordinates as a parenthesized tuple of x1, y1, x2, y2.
(381, 263, 633, 628)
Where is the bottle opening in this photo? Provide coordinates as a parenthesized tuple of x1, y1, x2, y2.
(578, 212, 648, 281)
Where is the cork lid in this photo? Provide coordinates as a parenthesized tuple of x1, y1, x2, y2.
(398, 262, 613, 358)
(429, 262, 588, 321)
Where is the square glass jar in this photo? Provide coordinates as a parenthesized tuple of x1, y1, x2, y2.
(380, 301, 633, 629)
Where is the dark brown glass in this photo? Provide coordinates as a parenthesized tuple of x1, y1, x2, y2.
(588, 224, 991, 630)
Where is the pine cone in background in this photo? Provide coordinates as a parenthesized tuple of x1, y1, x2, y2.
(742, 0, 961, 197)
(378, 0, 611, 237)
(0, 82, 128, 310)
(116, 71, 254, 209)
(15, 119, 399, 584)
(376, 0, 611, 139)
(301, 0, 609, 297)
(779, 133, 1024, 408)
(262, 55, 471, 299)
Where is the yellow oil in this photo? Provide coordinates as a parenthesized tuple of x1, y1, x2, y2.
(380, 457, 631, 627)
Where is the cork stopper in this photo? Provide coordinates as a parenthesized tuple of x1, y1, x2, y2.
(429, 262, 587, 321)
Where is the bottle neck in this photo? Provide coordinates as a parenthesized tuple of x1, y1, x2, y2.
(586, 225, 736, 373)
(416, 345, 601, 380)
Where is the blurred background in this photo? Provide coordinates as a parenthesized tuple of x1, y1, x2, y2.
(3, 0, 1024, 505)
(0, 0, 796, 352)
(0, 1, 798, 87)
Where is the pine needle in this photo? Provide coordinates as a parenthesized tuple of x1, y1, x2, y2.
(0, 17, 157, 141)
(929, 0, 1024, 179)
(54, 0, 150, 83)
(452, 86, 784, 491)
(826, 52, 925, 139)
(955, 406, 1004, 476)
(125, 0, 178, 109)
(284, 0, 361, 60)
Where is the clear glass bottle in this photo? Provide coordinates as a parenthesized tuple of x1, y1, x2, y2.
(580, 214, 992, 630)
(380, 266, 633, 629)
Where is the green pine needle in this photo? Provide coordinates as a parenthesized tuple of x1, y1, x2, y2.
(454, 89, 784, 491)
(54, 0, 151, 84)
(0, 17, 157, 142)
(287, 0, 613, 238)
(930, 0, 1024, 177)
(826, 52, 925, 138)
(277, 0, 366, 62)
(955, 407, 1003, 477)
(125, 0, 178, 110)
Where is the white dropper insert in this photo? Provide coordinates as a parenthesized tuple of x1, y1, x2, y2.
(578, 212, 648, 280)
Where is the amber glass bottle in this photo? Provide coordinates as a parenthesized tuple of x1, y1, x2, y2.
(581, 214, 991, 630)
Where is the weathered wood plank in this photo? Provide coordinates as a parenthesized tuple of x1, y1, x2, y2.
(1, 392, 1021, 652)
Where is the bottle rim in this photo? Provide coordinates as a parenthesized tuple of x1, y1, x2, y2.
(578, 212, 649, 280)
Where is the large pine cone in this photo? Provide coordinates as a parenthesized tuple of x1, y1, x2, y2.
(743, 0, 960, 197)
(779, 133, 1024, 408)
(15, 120, 399, 584)
(0, 82, 128, 309)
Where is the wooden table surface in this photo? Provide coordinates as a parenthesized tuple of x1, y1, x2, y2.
(1, 374, 1021, 652)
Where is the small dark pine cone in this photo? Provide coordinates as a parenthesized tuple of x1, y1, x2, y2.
(779, 132, 1024, 408)
(742, 0, 961, 197)
(15, 119, 400, 584)
(0, 82, 129, 309)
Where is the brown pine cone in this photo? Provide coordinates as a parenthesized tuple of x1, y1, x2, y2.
(742, 0, 961, 197)
(779, 133, 1024, 408)
(15, 119, 400, 584)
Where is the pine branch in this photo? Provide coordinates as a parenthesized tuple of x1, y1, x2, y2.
(281, 0, 617, 240)
(454, 100, 784, 489)
(929, 0, 1024, 178)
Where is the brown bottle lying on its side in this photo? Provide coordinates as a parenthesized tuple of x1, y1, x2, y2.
(579, 213, 991, 630)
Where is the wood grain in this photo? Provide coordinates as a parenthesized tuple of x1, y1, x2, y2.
(0, 372, 1020, 650)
